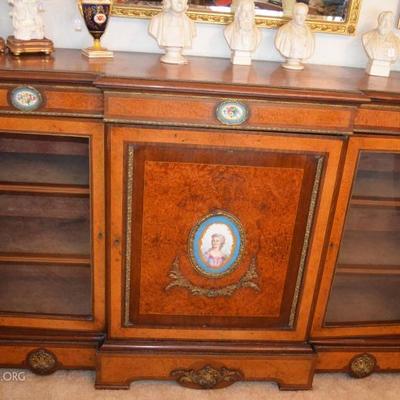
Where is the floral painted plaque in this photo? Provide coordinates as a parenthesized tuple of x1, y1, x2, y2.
(10, 86, 43, 112)
(216, 100, 249, 125)
(189, 211, 245, 277)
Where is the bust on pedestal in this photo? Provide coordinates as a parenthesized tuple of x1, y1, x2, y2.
(7, 0, 53, 56)
(149, 0, 196, 64)
(362, 11, 400, 77)
(274, 2, 314, 70)
(224, 0, 261, 66)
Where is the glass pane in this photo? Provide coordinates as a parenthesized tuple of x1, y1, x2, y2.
(0, 134, 89, 186)
(0, 263, 91, 316)
(325, 151, 400, 325)
(0, 193, 90, 256)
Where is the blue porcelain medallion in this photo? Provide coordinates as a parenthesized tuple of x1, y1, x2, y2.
(10, 86, 43, 112)
(189, 211, 245, 277)
(216, 100, 249, 125)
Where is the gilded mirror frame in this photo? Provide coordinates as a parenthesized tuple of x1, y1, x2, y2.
(111, 0, 361, 35)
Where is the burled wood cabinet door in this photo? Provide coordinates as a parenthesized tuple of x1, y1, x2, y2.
(108, 126, 343, 341)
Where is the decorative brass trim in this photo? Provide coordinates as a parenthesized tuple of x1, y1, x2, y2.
(104, 118, 353, 136)
(0, 110, 102, 119)
(289, 156, 324, 328)
(360, 104, 400, 111)
(171, 364, 243, 389)
(26, 348, 58, 375)
(111, 0, 361, 35)
(165, 256, 260, 297)
(124, 145, 135, 325)
(188, 210, 246, 278)
(354, 128, 400, 136)
(349, 353, 377, 378)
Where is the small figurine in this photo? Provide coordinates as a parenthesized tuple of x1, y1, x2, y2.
(362, 11, 400, 77)
(7, 0, 53, 56)
(149, 0, 196, 64)
(274, 2, 315, 70)
(9, 0, 44, 41)
(224, 0, 261, 66)
(0, 38, 5, 53)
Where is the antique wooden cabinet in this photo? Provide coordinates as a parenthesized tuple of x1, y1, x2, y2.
(0, 50, 398, 389)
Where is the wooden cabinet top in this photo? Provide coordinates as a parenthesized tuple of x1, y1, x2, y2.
(0, 49, 399, 104)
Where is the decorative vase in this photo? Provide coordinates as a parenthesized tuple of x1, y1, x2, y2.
(78, 0, 113, 58)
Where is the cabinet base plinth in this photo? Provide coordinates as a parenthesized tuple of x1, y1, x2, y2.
(96, 341, 316, 391)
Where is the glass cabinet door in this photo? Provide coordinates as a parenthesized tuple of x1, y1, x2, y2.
(0, 117, 105, 331)
(312, 137, 400, 337)
(325, 151, 400, 325)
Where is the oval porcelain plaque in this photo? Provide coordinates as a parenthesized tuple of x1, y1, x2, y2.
(216, 100, 249, 125)
(10, 86, 43, 112)
(189, 211, 245, 277)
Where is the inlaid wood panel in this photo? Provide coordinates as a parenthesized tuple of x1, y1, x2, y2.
(125, 145, 320, 329)
(105, 92, 355, 134)
(355, 106, 400, 135)
(0, 84, 103, 116)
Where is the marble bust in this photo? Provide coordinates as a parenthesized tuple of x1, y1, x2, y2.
(362, 11, 400, 77)
(9, 0, 44, 41)
(224, 0, 261, 65)
(274, 2, 315, 70)
(149, 0, 196, 64)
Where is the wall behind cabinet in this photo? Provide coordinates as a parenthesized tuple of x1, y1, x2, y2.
(0, 0, 399, 70)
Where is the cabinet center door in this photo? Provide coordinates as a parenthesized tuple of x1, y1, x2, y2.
(109, 126, 342, 341)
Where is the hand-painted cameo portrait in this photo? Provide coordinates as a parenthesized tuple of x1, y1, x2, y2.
(189, 211, 245, 277)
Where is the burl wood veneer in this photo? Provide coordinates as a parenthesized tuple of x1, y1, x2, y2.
(0, 50, 398, 390)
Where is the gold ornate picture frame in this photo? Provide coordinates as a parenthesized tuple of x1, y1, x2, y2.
(112, 0, 362, 35)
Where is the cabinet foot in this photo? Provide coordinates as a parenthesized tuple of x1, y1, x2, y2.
(96, 341, 316, 391)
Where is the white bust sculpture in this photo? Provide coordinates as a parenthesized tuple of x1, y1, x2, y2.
(362, 11, 400, 77)
(224, 0, 261, 65)
(274, 2, 315, 70)
(149, 0, 196, 64)
(9, 0, 44, 41)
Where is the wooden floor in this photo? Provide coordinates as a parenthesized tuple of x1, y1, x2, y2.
(0, 369, 398, 400)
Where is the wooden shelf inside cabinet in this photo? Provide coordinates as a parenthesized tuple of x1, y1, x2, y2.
(336, 264, 400, 276)
(0, 134, 90, 189)
(352, 170, 400, 200)
(325, 273, 400, 325)
(350, 197, 400, 208)
(0, 254, 91, 266)
(0, 183, 90, 196)
(357, 152, 400, 174)
(0, 191, 91, 257)
(0, 262, 92, 317)
(338, 230, 400, 266)
(0, 152, 89, 187)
